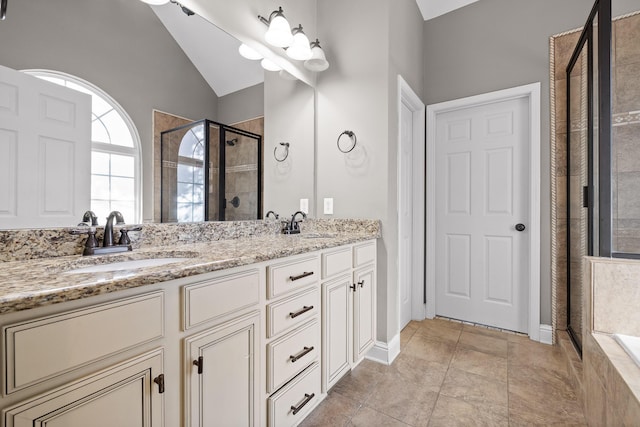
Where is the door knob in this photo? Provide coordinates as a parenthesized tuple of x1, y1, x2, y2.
(515, 223, 526, 232)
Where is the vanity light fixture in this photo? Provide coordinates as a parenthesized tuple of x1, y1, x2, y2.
(304, 39, 330, 72)
(286, 25, 312, 61)
(1, 0, 8, 20)
(261, 58, 282, 72)
(238, 44, 263, 61)
(259, 7, 293, 48)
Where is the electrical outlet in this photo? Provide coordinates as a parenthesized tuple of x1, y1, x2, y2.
(324, 198, 334, 215)
(300, 198, 309, 214)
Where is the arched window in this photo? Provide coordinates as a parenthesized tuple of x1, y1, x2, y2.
(23, 70, 142, 224)
(177, 125, 205, 222)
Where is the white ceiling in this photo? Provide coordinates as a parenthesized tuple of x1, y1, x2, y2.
(415, 0, 481, 21)
(151, 3, 264, 97)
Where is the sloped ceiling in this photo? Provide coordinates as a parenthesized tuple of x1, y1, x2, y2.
(415, 0, 481, 21)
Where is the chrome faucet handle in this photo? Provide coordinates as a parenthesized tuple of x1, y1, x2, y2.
(118, 226, 142, 246)
(69, 226, 99, 256)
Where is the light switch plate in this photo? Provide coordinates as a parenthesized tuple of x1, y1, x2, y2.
(324, 198, 334, 215)
(300, 198, 309, 214)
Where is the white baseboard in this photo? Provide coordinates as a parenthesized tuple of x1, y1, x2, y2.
(539, 324, 553, 345)
(366, 333, 401, 365)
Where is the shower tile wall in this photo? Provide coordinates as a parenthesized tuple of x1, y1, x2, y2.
(612, 14, 640, 253)
(225, 117, 263, 221)
(552, 12, 640, 335)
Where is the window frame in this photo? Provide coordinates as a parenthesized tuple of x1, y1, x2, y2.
(22, 69, 143, 224)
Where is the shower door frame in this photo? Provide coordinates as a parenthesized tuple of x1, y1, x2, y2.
(160, 119, 263, 222)
(565, 0, 612, 355)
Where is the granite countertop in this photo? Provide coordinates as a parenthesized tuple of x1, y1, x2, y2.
(0, 232, 378, 315)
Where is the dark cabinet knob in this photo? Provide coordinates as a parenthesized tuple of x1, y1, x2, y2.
(515, 223, 526, 232)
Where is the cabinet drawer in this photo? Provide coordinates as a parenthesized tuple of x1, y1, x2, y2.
(183, 269, 260, 330)
(268, 256, 319, 299)
(4, 292, 164, 394)
(267, 288, 319, 338)
(267, 319, 319, 393)
(321, 247, 352, 280)
(353, 241, 376, 267)
(268, 362, 321, 427)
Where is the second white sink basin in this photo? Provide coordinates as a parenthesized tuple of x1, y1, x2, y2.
(65, 258, 186, 274)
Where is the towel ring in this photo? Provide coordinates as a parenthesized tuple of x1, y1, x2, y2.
(337, 130, 357, 153)
(274, 142, 290, 162)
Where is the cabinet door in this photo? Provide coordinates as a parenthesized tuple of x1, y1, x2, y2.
(353, 267, 376, 363)
(3, 349, 164, 427)
(185, 311, 260, 427)
(321, 276, 351, 391)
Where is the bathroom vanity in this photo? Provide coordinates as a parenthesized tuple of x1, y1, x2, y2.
(0, 222, 379, 426)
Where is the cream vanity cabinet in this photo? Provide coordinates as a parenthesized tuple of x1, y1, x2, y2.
(2, 292, 166, 426)
(265, 254, 322, 427)
(182, 269, 261, 427)
(321, 240, 376, 392)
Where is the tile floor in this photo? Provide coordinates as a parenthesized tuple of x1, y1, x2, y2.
(300, 318, 586, 426)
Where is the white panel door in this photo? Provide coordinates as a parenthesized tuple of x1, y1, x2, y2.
(0, 65, 91, 229)
(435, 96, 529, 333)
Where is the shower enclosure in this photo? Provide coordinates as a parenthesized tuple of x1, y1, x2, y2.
(566, 0, 640, 354)
(161, 119, 262, 222)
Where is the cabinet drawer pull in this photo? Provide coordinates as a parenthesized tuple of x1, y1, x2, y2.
(289, 271, 314, 281)
(290, 306, 314, 319)
(193, 356, 203, 374)
(291, 392, 315, 415)
(358, 280, 365, 288)
(289, 346, 314, 363)
(154, 374, 165, 394)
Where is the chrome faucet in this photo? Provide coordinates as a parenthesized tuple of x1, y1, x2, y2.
(80, 210, 99, 226)
(283, 211, 307, 235)
(103, 211, 125, 247)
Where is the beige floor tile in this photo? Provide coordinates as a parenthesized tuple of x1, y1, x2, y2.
(401, 325, 418, 348)
(508, 339, 567, 374)
(389, 352, 448, 390)
(461, 324, 509, 340)
(458, 330, 508, 358)
(440, 367, 508, 419)
(428, 395, 508, 427)
(428, 317, 464, 331)
(299, 390, 361, 427)
(416, 322, 462, 344)
(366, 371, 438, 426)
(348, 406, 409, 427)
(402, 334, 456, 365)
(450, 346, 507, 383)
(331, 363, 385, 404)
(508, 365, 584, 425)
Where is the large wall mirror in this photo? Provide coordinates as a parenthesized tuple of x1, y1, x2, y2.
(0, 0, 315, 229)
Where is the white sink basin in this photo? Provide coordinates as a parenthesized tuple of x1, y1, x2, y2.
(65, 258, 186, 274)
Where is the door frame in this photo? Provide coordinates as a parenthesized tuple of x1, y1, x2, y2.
(397, 75, 426, 327)
(425, 83, 541, 341)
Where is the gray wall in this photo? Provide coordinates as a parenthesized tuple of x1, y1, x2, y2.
(218, 83, 264, 125)
(423, 0, 640, 325)
(317, 0, 425, 343)
(0, 0, 218, 222)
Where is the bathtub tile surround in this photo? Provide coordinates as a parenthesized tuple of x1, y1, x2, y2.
(301, 318, 585, 426)
(580, 257, 640, 426)
(0, 219, 380, 314)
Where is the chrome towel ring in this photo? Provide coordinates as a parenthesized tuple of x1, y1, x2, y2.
(274, 142, 290, 162)
(337, 130, 356, 153)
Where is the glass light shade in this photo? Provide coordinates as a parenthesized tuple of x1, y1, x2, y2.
(238, 44, 263, 61)
(139, 0, 170, 5)
(278, 70, 298, 81)
(264, 14, 293, 48)
(261, 58, 282, 72)
(286, 27, 312, 61)
(304, 41, 329, 72)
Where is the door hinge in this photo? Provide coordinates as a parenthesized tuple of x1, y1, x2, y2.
(583, 186, 589, 208)
(193, 356, 203, 375)
(153, 374, 165, 394)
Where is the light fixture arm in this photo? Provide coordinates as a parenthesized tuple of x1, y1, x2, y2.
(258, 6, 285, 26)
